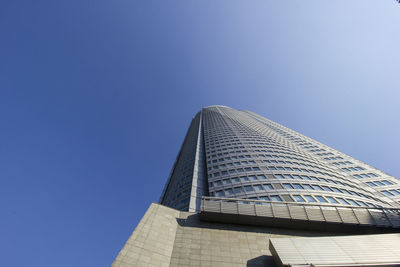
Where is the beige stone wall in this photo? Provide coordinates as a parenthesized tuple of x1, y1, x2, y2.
(170, 211, 330, 267)
(112, 204, 180, 267)
(112, 203, 332, 267)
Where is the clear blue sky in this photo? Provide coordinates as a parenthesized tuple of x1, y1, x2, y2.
(1, 1, 399, 266)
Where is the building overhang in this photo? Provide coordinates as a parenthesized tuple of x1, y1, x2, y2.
(199, 197, 400, 233)
(269, 233, 400, 267)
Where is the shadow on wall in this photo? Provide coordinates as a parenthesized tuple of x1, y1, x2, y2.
(176, 213, 335, 237)
(247, 255, 275, 267)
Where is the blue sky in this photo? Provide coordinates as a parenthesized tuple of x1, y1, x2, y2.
(1, 1, 399, 266)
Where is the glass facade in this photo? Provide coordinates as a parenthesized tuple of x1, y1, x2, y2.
(160, 106, 400, 211)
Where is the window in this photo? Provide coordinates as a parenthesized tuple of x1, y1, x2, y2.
(341, 189, 350, 195)
(257, 175, 266, 180)
(223, 179, 231, 185)
(315, 196, 328, 203)
(249, 175, 257, 181)
(244, 185, 254, 192)
(254, 185, 263, 191)
(336, 198, 349, 205)
(322, 186, 333, 192)
(215, 180, 222, 186)
(225, 189, 233, 195)
(303, 184, 314, 190)
(284, 174, 293, 179)
(382, 180, 393, 185)
(313, 185, 323, 191)
(347, 199, 359, 206)
(240, 177, 249, 182)
(366, 182, 377, 187)
(304, 195, 317, 202)
(216, 190, 224, 197)
(293, 195, 305, 202)
(326, 196, 339, 204)
(275, 174, 284, 179)
(263, 184, 273, 190)
(357, 201, 367, 207)
(331, 187, 342, 193)
(270, 195, 283, 202)
(283, 183, 294, 189)
(234, 187, 242, 194)
(293, 184, 303, 189)
(390, 190, 400, 196)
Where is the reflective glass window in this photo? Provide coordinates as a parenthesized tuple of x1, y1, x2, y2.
(244, 185, 254, 192)
(347, 199, 359, 206)
(315, 196, 328, 203)
(293, 195, 305, 202)
(304, 195, 317, 202)
(326, 196, 339, 204)
(337, 198, 349, 205)
(216, 190, 224, 197)
(293, 184, 303, 189)
(234, 187, 242, 194)
(223, 179, 231, 185)
(249, 175, 257, 181)
(303, 184, 314, 190)
(270, 195, 283, 202)
(263, 184, 273, 190)
(225, 189, 233, 195)
(283, 183, 294, 189)
(240, 177, 249, 182)
(254, 185, 263, 191)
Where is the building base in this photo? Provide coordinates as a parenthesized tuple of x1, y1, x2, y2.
(112, 203, 350, 267)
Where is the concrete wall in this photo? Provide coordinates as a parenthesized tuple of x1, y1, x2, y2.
(112, 204, 180, 267)
(112, 203, 334, 267)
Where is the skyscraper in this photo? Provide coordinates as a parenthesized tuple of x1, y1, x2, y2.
(112, 106, 400, 267)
